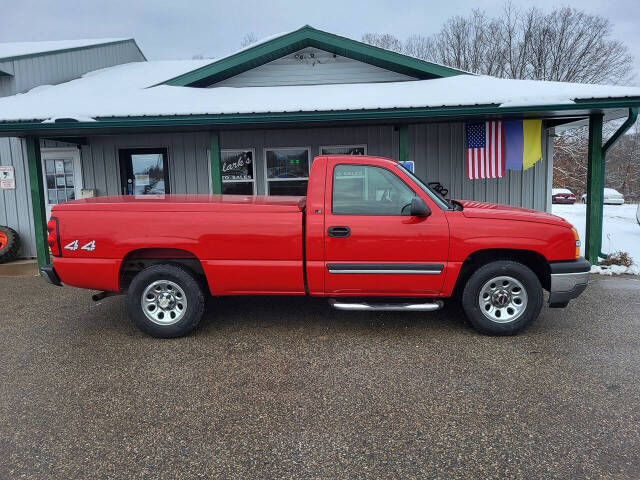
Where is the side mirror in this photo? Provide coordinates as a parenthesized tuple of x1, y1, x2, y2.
(410, 197, 431, 217)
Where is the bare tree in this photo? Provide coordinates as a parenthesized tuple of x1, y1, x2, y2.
(361, 33, 403, 53)
(553, 124, 639, 200)
(361, 5, 633, 84)
(240, 33, 258, 48)
(607, 127, 640, 201)
(552, 127, 589, 195)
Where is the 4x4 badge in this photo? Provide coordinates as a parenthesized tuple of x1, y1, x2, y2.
(63, 240, 96, 251)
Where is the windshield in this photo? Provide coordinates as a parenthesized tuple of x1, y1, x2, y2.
(394, 163, 452, 210)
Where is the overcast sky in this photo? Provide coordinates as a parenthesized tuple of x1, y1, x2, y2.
(1, 0, 639, 83)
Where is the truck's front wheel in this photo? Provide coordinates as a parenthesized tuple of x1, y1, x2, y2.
(126, 264, 205, 338)
(461, 260, 543, 336)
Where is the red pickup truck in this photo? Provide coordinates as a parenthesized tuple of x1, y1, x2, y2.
(42, 155, 590, 338)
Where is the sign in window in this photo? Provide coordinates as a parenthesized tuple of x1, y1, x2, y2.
(221, 150, 255, 195)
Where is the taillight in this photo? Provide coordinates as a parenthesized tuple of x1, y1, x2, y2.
(47, 217, 61, 257)
(571, 227, 580, 259)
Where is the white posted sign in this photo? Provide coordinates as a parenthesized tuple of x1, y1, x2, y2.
(0, 166, 15, 189)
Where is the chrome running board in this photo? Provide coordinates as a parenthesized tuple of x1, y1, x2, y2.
(329, 299, 444, 312)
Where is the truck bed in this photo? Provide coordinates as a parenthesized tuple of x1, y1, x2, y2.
(51, 194, 307, 295)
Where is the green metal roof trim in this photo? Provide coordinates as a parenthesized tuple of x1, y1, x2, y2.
(162, 26, 468, 88)
(0, 39, 147, 63)
(1, 97, 639, 134)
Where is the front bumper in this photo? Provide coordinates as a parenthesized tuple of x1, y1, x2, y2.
(41, 264, 62, 286)
(548, 257, 591, 307)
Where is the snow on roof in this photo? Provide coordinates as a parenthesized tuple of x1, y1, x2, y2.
(0, 61, 639, 122)
(552, 188, 574, 195)
(0, 38, 131, 61)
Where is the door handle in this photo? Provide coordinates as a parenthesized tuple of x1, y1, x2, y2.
(328, 226, 350, 238)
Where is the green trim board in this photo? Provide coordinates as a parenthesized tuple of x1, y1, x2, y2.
(1, 98, 639, 135)
(0, 39, 146, 63)
(209, 131, 222, 194)
(398, 125, 409, 163)
(161, 25, 467, 88)
(25, 135, 50, 269)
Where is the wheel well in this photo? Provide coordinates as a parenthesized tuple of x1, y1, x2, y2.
(119, 248, 208, 292)
(453, 249, 550, 296)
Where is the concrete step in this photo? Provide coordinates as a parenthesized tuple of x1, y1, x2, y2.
(0, 259, 39, 277)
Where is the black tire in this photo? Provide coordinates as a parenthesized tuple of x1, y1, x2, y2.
(461, 260, 543, 336)
(126, 264, 206, 338)
(0, 226, 20, 264)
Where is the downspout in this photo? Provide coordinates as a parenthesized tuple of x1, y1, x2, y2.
(598, 107, 637, 259)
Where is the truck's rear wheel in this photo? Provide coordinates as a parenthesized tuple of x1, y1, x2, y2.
(461, 260, 543, 336)
(126, 264, 205, 338)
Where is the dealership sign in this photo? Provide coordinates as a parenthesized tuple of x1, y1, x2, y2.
(221, 150, 253, 181)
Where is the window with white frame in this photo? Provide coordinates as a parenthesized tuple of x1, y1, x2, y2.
(221, 149, 255, 195)
(320, 144, 367, 156)
(264, 147, 310, 196)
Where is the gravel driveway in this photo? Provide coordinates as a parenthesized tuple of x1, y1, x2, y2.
(1, 275, 639, 479)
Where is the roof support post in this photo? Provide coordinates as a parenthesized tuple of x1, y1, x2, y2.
(585, 114, 604, 264)
(25, 135, 50, 269)
(398, 124, 409, 164)
(598, 107, 638, 258)
(209, 130, 222, 194)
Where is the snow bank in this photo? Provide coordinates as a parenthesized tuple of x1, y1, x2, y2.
(591, 265, 640, 275)
(0, 63, 639, 121)
(552, 203, 640, 275)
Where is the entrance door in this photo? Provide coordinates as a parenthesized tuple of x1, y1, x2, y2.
(323, 160, 449, 295)
(41, 148, 83, 219)
(119, 148, 170, 195)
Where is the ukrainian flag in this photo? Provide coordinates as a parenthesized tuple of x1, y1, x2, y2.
(504, 120, 542, 170)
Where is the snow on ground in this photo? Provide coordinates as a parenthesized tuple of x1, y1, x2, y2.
(552, 203, 640, 274)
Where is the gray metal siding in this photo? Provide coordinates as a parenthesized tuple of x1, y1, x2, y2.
(0, 138, 81, 258)
(80, 133, 211, 196)
(221, 125, 396, 194)
(212, 47, 416, 87)
(79, 124, 550, 209)
(0, 138, 35, 257)
(0, 40, 145, 97)
(408, 123, 551, 211)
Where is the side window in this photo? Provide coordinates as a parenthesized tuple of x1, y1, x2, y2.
(332, 164, 416, 215)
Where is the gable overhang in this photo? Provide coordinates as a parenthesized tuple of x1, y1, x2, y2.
(0, 98, 638, 137)
(161, 26, 468, 88)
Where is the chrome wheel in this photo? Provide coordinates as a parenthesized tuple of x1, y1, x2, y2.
(141, 280, 187, 325)
(478, 275, 528, 323)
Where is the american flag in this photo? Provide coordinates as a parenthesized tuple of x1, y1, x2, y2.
(465, 121, 505, 179)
